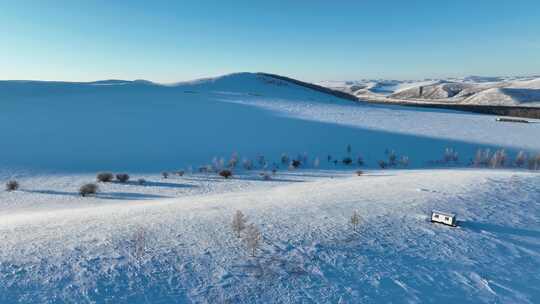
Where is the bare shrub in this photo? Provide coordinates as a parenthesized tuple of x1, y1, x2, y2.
(79, 183, 98, 197)
(219, 169, 233, 179)
(243, 223, 262, 257)
(162, 172, 169, 179)
(260, 172, 271, 180)
(350, 211, 361, 232)
(231, 210, 247, 238)
(342, 157, 353, 165)
(291, 159, 301, 168)
(515, 151, 527, 167)
(6, 180, 19, 191)
(97, 172, 114, 183)
(116, 173, 130, 183)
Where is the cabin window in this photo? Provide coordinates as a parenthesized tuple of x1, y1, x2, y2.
(445, 217, 449, 221)
(434, 214, 439, 218)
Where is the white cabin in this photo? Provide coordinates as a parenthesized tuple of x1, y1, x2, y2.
(431, 210, 457, 227)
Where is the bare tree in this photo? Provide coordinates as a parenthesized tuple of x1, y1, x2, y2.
(515, 151, 527, 167)
(231, 210, 247, 238)
(350, 211, 361, 232)
(243, 223, 262, 257)
(133, 227, 147, 261)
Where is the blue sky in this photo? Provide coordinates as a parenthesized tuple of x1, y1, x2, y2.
(1, 0, 539, 82)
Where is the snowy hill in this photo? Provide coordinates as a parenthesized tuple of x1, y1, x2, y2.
(1, 72, 540, 303)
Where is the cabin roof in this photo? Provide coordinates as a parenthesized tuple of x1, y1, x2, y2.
(432, 210, 456, 218)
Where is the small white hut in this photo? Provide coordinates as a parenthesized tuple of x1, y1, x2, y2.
(431, 210, 457, 227)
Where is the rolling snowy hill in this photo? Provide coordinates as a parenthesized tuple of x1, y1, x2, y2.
(1, 73, 540, 303)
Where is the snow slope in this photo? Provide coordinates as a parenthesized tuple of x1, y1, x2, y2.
(1, 169, 539, 303)
(1, 73, 539, 173)
(2, 73, 540, 303)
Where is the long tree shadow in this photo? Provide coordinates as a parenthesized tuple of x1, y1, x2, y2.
(23, 189, 170, 200)
(118, 180, 198, 189)
(97, 192, 170, 200)
(23, 189, 79, 197)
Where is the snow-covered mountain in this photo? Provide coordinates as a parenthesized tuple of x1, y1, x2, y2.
(320, 76, 540, 107)
(1, 72, 540, 303)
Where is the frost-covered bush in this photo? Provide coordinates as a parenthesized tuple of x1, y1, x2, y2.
(313, 157, 320, 168)
(243, 159, 253, 170)
(474, 149, 491, 167)
(257, 155, 265, 167)
(489, 149, 506, 168)
(243, 223, 262, 257)
(6, 180, 19, 191)
(219, 169, 232, 179)
(116, 173, 130, 183)
(281, 153, 290, 165)
(443, 148, 459, 163)
(515, 151, 527, 167)
(399, 156, 410, 168)
(231, 210, 247, 238)
(342, 157, 353, 165)
(161, 172, 169, 179)
(229, 153, 239, 168)
(97, 172, 114, 183)
(388, 150, 397, 167)
(79, 183, 98, 197)
(528, 154, 540, 170)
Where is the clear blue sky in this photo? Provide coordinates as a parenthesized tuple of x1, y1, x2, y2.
(1, 0, 539, 82)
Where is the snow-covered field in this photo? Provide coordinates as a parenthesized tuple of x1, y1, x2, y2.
(1, 73, 540, 303)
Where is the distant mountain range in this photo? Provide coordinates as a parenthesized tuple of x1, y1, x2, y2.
(318, 76, 540, 107)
